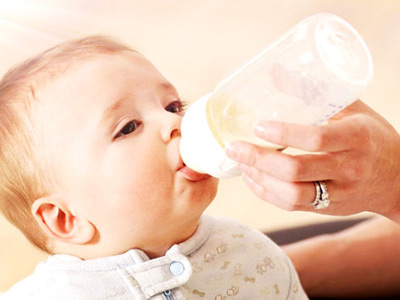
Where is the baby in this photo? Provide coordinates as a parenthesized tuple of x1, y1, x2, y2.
(0, 36, 308, 299)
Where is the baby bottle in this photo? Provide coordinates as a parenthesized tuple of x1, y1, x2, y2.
(180, 13, 373, 178)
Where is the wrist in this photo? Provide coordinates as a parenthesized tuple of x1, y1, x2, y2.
(283, 234, 343, 295)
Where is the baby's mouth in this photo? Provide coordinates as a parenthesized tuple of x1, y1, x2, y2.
(178, 163, 211, 182)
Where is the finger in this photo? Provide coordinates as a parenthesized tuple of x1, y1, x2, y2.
(227, 141, 343, 182)
(241, 168, 348, 215)
(241, 171, 312, 211)
(241, 168, 334, 213)
(254, 115, 367, 153)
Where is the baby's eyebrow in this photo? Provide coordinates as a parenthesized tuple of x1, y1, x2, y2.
(100, 81, 177, 126)
(101, 97, 125, 126)
(157, 81, 180, 98)
(160, 81, 176, 92)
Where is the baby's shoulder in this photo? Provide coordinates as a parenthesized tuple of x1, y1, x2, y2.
(206, 216, 284, 256)
(2, 273, 44, 300)
(2, 263, 94, 300)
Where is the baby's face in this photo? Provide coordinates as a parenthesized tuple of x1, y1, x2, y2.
(35, 51, 218, 257)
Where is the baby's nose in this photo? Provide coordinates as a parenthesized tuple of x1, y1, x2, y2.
(161, 113, 182, 142)
(170, 128, 180, 139)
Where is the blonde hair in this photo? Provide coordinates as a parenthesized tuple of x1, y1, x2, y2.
(0, 36, 135, 253)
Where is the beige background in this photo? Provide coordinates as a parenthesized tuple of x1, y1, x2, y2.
(1, 0, 399, 292)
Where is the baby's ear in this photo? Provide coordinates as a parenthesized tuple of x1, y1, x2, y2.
(32, 196, 95, 245)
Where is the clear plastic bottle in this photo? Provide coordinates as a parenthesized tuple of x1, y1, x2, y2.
(180, 13, 373, 178)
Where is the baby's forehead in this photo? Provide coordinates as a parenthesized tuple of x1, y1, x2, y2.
(34, 53, 129, 99)
(35, 51, 140, 90)
(33, 51, 167, 120)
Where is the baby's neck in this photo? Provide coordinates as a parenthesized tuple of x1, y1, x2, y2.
(51, 218, 201, 260)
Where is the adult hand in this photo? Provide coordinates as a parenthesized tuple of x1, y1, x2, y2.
(226, 100, 400, 220)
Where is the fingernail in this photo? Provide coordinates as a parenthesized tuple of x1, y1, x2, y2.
(255, 121, 281, 139)
(254, 124, 266, 137)
(242, 172, 257, 186)
(255, 123, 272, 139)
(225, 142, 239, 160)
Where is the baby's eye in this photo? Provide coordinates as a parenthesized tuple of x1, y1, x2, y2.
(115, 120, 142, 139)
(165, 100, 186, 114)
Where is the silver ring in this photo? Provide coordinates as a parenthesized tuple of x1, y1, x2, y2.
(311, 181, 330, 210)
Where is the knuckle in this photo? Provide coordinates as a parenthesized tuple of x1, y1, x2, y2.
(279, 124, 291, 143)
(258, 189, 271, 203)
(352, 115, 373, 146)
(245, 150, 257, 167)
(283, 202, 298, 212)
(358, 123, 372, 146)
(247, 167, 264, 183)
(309, 128, 328, 151)
(234, 144, 257, 166)
(283, 184, 305, 211)
(344, 163, 364, 180)
(247, 178, 269, 202)
(247, 146, 265, 167)
(281, 156, 304, 181)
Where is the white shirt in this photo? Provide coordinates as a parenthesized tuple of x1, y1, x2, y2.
(3, 215, 308, 299)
